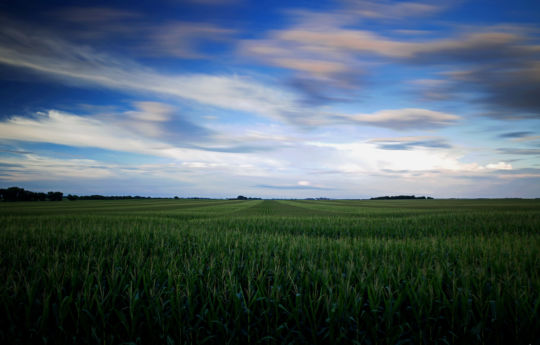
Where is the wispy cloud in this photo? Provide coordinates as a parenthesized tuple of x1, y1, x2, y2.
(498, 148, 540, 156)
(241, 3, 540, 116)
(255, 184, 331, 190)
(0, 110, 170, 156)
(141, 22, 235, 58)
(0, 19, 467, 131)
(308, 141, 512, 174)
(335, 108, 459, 129)
(0, 108, 287, 176)
(369, 136, 451, 150)
(498, 131, 534, 139)
(48, 7, 235, 58)
(0, 22, 304, 124)
(345, 1, 445, 19)
(0, 154, 116, 181)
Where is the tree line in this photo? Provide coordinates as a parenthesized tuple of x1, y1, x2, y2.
(66, 195, 152, 201)
(0, 187, 63, 201)
(232, 195, 262, 200)
(0, 187, 175, 202)
(370, 195, 433, 200)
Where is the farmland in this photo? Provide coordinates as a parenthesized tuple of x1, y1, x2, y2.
(1, 199, 539, 344)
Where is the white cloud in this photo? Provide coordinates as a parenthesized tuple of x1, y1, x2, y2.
(486, 162, 512, 170)
(0, 109, 286, 177)
(127, 102, 173, 122)
(307, 141, 510, 174)
(0, 154, 115, 181)
(0, 110, 163, 155)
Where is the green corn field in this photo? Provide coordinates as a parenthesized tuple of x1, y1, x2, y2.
(1, 199, 539, 344)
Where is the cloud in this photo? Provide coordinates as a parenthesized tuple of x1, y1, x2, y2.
(142, 22, 235, 58)
(404, 29, 540, 118)
(0, 103, 220, 159)
(0, 153, 221, 184)
(498, 131, 534, 139)
(497, 148, 540, 156)
(0, 149, 32, 154)
(345, 1, 444, 19)
(189, 129, 297, 153)
(308, 141, 512, 174)
(241, 4, 540, 116)
(369, 136, 452, 150)
(462, 63, 540, 119)
(496, 168, 540, 178)
(0, 154, 115, 181)
(485, 162, 513, 170)
(513, 136, 540, 142)
(336, 108, 459, 129)
(245, 26, 538, 64)
(120, 102, 212, 140)
(255, 184, 331, 190)
(287, 75, 362, 105)
(0, 22, 305, 124)
(48, 7, 235, 58)
(0, 110, 169, 155)
(0, 108, 289, 177)
(2, 19, 463, 130)
(126, 102, 174, 122)
(271, 58, 348, 77)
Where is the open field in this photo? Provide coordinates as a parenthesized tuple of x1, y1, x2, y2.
(1, 199, 539, 344)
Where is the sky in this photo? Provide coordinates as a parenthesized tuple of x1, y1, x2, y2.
(0, 0, 539, 198)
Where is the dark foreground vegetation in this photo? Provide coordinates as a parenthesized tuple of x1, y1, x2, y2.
(1, 199, 539, 344)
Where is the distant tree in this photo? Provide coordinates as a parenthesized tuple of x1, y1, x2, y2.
(67, 194, 78, 201)
(174, 196, 179, 199)
(0, 187, 52, 201)
(237, 195, 248, 200)
(1, 187, 27, 201)
(47, 191, 63, 201)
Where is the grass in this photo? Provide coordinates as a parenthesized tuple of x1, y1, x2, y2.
(0, 199, 539, 344)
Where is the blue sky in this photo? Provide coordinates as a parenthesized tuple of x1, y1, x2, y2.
(0, 0, 539, 198)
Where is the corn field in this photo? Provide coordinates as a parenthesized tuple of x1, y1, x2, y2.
(1, 199, 539, 344)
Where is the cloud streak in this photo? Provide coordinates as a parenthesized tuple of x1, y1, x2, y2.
(498, 132, 534, 139)
(141, 22, 236, 59)
(345, 1, 445, 19)
(255, 184, 331, 190)
(241, 4, 540, 117)
(369, 136, 451, 150)
(335, 108, 459, 129)
(0, 108, 289, 177)
(0, 21, 304, 124)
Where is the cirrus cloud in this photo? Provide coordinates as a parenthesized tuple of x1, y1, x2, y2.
(335, 108, 459, 129)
